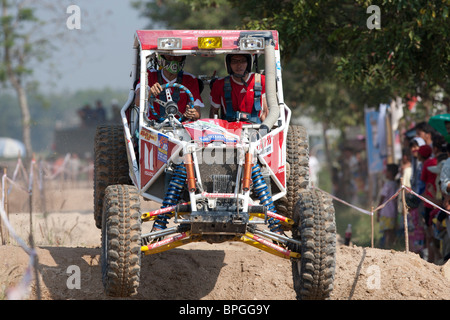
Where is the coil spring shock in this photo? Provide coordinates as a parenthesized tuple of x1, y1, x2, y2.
(153, 164, 187, 230)
(251, 163, 282, 233)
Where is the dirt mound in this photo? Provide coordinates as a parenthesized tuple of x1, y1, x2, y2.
(1, 187, 450, 300)
(332, 245, 450, 300)
(2, 242, 449, 300)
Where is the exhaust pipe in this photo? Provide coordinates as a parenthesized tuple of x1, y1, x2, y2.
(262, 40, 279, 130)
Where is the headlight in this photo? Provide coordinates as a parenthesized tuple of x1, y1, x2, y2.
(239, 36, 265, 50)
(157, 37, 182, 50)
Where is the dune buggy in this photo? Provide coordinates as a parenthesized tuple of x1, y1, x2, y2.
(93, 30, 336, 300)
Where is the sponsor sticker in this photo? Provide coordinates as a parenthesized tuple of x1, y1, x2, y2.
(140, 128, 158, 145)
(157, 133, 169, 163)
(200, 134, 237, 144)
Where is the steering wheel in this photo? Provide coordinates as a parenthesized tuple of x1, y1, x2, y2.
(148, 82, 195, 122)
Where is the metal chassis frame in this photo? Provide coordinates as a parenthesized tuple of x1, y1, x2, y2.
(118, 37, 300, 260)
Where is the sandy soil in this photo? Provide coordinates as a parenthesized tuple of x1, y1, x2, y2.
(1, 186, 450, 300)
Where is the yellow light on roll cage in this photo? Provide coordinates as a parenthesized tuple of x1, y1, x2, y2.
(198, 37, 222, 49)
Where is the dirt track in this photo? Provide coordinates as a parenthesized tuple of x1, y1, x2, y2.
(1, 187, 450, 300)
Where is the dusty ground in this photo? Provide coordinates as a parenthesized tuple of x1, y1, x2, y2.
(1, 186, 450, 300)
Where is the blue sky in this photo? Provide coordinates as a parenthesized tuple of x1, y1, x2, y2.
(36, 1, 148, 93)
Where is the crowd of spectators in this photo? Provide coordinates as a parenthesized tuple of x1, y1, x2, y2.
(77, 99, 121, 127)
(396, 121, 450, 264)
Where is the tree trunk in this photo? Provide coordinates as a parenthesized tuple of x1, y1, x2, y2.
(16, 85, 33, 159)
(5, 74, 33, 161)
(4, 52, 34, 161)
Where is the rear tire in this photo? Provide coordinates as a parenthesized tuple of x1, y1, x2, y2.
(94, 125, 131, 229)
(291, 188, 336, 300)
(101, 184, 142, 297)
(276, 125, 309, 220)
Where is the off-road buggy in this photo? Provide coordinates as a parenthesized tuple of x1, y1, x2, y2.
(93, 30, 336, 300)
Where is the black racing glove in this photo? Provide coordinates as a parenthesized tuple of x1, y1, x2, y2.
(259, 124, 270, 137)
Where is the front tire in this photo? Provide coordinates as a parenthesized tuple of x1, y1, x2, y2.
(101, 184, 142, 297)
(291, 188, 336, 300)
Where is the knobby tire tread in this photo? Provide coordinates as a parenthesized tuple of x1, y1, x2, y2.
(93, 125, 131, 229)
(292, 189, 336, 300)
(276, 125, 309, 220)
(101, 184, 141, 297)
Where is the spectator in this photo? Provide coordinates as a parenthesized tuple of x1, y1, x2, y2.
(377, 164, 399, 249)
(410, 137, 426, 194)
(418, 144, 437, 262)
(439, 143, 450, 196)
(438, 142, 450, 262)
(427, 134, 448, 205)
(433, 134, 448, 163)
(435, 209, 450, 263)
(94, 100, 107, 124)
(77, 103, 94, 126)
(400, 148, 413, 188)
(427, 140, 448, 265)
(415, 121, 438, 149)
(407, 137, 426, 254)
(419, 144, 437, 209)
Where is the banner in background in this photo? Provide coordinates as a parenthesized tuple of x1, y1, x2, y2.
(365, 109, 384, 174)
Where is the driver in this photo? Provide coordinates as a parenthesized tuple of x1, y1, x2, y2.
(135, 54, 203, 121)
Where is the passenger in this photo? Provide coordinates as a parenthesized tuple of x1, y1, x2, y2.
(209, 54, 268, 123)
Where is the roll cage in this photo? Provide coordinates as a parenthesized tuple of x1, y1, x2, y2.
(120, 30, 290, 197)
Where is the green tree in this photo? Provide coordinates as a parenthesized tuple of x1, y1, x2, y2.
(0, 1, 81, 160)
(132, 0, 240, 29)
(132, 0, 449, 116)
(230, 0, 449, 113)
(0, 0, 42, 159)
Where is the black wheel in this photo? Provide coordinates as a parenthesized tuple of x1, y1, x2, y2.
(101, 184, 142, 297)
(276, 125, 309, 220)
(291, 188, 336, 300)
(94, 125, 131, 229)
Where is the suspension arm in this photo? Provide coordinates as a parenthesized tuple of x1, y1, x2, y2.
(240, 232, 300, 259)
(141, 232, 195, 255)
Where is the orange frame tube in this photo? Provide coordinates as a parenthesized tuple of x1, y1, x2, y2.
(184, 153, 196, 192)
(242, 152, 252, 191)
